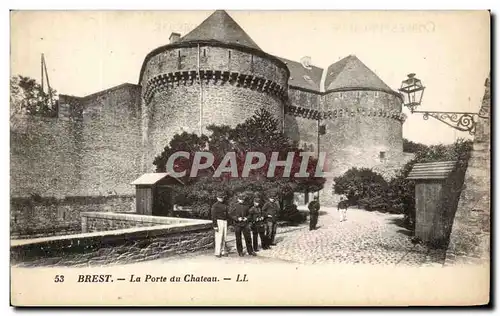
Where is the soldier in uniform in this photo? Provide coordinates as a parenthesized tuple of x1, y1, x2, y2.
(308, 195, 320, 230)
(249, 194, 268, 251)
(230, 193, 256, 257)
(211, 192, 229, 258)
(262, 192, 280, 246)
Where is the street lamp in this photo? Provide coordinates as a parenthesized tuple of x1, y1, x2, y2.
(398, 73, 482, 135)
(399, 73, 425, 113)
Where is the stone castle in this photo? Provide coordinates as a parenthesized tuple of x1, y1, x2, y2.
(11, 10, 411, 205)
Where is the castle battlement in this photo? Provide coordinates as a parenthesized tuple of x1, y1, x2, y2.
(11, 10, 409, 205)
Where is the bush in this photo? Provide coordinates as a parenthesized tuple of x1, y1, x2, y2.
(333, 168, 388, 206)
(279, 204, 306, 225)
(333, 139, 473, 231)
(358, 196, 391, 212)
(190, 202, 211, 220)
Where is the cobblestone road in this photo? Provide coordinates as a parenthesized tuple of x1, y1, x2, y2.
(223, 207, 445, 266)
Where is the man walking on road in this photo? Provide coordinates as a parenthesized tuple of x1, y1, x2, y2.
(262, 193, 279, 246)
(230, 193, 257, 257)
(211, 192, 229, 258)
(308, 195, 320, 231)
(338, 196, 348, 222)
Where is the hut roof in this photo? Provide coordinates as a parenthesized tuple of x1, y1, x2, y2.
(131, 173, 184, 185)
(406, 161, 457, 180)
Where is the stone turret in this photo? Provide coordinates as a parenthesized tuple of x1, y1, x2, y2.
(140, 10, 290, 172)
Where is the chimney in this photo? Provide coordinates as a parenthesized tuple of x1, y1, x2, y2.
(300, 56, 312, 69)
(169, 32, 181, 44)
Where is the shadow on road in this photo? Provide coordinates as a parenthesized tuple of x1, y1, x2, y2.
(388, 217, 415, 238)
(388, 216, 412, 230)
(396, 229, 413, 237)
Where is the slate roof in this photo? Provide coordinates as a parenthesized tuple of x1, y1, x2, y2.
(406, 161, 457, 180)
(324, 55, 393, 92)
(277, 57, 323, 92)
(179, 10, 262, 51)
(139, 11, 399, 95)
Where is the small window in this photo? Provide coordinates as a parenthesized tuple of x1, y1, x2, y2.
(228, 50, 232, 59)
(375, 91, 380, 98)
(203, 49, 206, 57)
(57, 208, 66, 220)
(379, 151, 386, 161)
(177, 50, 183, 69)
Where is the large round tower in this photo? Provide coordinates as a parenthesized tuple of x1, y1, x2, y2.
(320, 55, 406, 180)
(139, 10, 289, 171)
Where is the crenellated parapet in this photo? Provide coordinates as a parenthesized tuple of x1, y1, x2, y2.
(321, 107, 406, 122)
(143, 70, 287, 103)
(285, 104, 406, 122)
(285, 104, 322, 120)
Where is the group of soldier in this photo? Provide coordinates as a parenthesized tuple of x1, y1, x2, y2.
(210, 191, 280, 257)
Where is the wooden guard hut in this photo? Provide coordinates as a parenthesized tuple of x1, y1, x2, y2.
(131, 173, 184, 216)
(407, 160, 465, 248)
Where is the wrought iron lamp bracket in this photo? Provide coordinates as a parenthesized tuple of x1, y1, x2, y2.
(410, 110, 478, 135)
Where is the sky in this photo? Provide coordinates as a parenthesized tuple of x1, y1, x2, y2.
(10, 10, 490, 145)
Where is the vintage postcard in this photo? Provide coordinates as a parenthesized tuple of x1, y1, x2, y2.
(10, 10, 491, 306)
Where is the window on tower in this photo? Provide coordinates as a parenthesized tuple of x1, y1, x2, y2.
(379, 151, 386, 162)
(177, 50, 182, 69)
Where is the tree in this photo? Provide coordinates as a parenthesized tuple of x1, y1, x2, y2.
(153, 131, 209, 184)
(153, 108, 325, 223)
(403, 138, 429, 153)
(10, 75, 58, 118)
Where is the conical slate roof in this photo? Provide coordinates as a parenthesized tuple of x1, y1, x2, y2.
(179, 10, 262, 51)
(325, 55, 393, 92)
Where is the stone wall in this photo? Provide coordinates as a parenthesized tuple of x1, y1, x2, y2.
(77, 84, 143, 196)
(10, 83, 144, 237)
(10, 195, 135, 239)
(11, 84, 143, 198)
(10, 115, 81, 198)
(81, 211, 187, 233)
(11, 218, 213, 267)
(445, 75, 490, 265)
